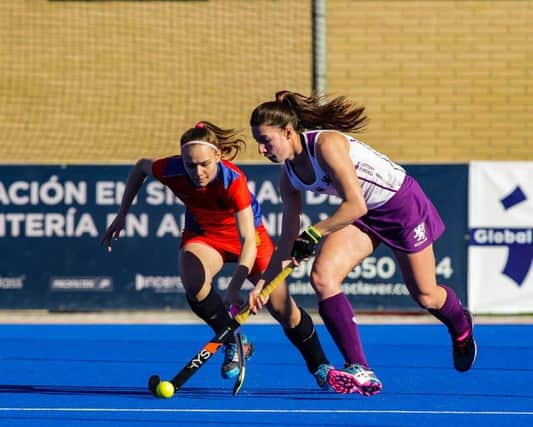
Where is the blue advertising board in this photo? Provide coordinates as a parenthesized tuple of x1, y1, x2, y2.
(0, 164, 467, 311)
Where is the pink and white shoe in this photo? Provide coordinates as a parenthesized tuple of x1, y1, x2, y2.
(327, 363, 382, 396)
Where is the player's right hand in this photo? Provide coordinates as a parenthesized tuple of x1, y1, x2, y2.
(100, 214, 126, 252)
(248, 282, 268, 313)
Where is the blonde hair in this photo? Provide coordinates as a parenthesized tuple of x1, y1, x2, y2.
(180, 121, 245, 160)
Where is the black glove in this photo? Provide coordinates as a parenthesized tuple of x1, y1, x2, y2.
(291, 226, 322, 261)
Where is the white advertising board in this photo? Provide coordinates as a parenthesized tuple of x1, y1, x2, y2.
(468, 162, 533, 313)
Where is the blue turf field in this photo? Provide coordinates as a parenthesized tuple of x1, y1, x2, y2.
(1, 323, 532, 427)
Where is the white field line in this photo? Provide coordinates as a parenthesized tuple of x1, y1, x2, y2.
(0, 408, 532, 416)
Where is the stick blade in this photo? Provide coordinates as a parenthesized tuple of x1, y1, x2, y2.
(232, 364, 246, 396)
(232, 331, 246, 396)
(148, 374, 161, 397)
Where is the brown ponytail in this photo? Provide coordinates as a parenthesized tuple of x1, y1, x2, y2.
(251, 90, 368, 133)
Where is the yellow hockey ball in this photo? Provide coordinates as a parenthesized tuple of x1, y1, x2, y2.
(156, 381, 175, 398)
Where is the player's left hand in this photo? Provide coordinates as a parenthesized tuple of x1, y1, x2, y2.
(224, 286, 244, 308)
(291, 226, 322, 261)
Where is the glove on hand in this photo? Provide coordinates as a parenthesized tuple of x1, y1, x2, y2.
(291, 226, 322, 261)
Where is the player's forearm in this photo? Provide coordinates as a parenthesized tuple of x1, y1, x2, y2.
(239, 236, 258, 269)
(260, 238, 293, 284)
(227, 265, 251, 293)
(313, 200, 367, 236)
(227, 237, 257, 291)
(260, 212, 300, 281)
(117, 162, 148, 216)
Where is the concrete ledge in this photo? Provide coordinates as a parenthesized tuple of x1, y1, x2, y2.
(1, 310, 532, 325)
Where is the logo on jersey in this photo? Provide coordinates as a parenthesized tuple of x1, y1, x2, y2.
(413, 222, 428, 247)
(469, 185, 532, 286)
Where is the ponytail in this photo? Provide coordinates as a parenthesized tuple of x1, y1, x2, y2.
(251, 90, 368, 133)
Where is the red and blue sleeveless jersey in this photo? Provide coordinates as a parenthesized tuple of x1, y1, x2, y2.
(151, 156, 263, 236)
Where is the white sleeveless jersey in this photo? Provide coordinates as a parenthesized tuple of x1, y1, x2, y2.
(284, 130, 406, 210)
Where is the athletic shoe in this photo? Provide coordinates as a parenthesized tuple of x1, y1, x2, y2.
(313, 363, 335, 390)
(327, 363, 383, 396)
(453, 309, 477, 372)
(221, 334, 254, 379)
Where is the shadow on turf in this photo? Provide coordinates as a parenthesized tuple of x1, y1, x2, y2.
(4, 384, 531, 400)
(0, 384, 334, 399)
(0, 384, 147, 396)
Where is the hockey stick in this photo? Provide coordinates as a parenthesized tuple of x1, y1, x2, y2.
(228, 304, 247, 396)
(232, 330, 246, 395)
(148, 262, 295, 397)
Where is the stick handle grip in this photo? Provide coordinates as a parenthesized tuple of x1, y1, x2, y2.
(233, 262, 295, 325)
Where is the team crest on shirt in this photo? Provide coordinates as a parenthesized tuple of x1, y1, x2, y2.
(413, 222, 428, 247)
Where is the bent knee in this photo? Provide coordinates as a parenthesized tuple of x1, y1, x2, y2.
(309, 270, 342, 300)
(266, 299, 299, 329)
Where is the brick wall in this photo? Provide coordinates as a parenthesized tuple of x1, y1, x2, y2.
(327, 0, 532, 161)
(0, 1, 531, 163)
(0, 1, 311, 163)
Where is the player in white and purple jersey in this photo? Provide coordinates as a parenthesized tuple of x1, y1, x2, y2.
(248, 90, 477, 396)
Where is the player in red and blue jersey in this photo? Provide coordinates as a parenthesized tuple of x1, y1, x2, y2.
(151, 145, 272, 277)
(101, 121, 273, 379)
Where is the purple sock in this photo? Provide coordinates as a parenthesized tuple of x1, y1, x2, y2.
(428, 285, 470, 338)
(318, 293, 368, 367)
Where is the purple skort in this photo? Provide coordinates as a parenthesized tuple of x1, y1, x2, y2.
(355, 175, 445, 253)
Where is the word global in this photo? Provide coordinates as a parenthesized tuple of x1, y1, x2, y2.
(472, 228, 532, 245)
